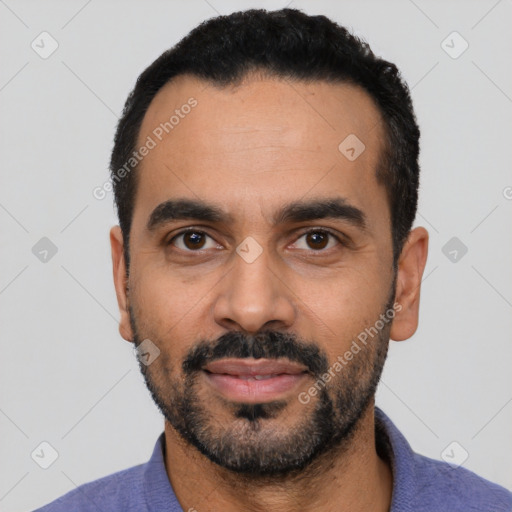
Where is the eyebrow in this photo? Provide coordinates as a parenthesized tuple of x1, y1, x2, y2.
(146, 197, 367, 232)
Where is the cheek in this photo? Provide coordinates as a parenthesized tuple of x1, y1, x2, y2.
(133, 261, 184, 312)
(300, 276, 389, 360)
(131, 266, 215, 346)
(301, 265, 384, 313)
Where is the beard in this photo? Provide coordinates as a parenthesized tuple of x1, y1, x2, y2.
(129, 281, 395, 478)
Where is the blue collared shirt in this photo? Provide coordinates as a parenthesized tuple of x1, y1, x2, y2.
(34, 407, 512, 511)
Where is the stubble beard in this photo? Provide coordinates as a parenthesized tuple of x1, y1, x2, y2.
(129, 287, 394, 477)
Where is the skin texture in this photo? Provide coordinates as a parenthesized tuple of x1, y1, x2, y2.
(110, 73, 429, 512)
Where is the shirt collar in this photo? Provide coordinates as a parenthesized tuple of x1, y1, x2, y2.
(143, 432, 183, 512)
(375, 406, 416, 512)
(143, 408, 416, 511)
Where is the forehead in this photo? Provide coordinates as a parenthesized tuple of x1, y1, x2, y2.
(132, 73, 388, 234)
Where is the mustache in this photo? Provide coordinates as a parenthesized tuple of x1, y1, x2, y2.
(182, 330, 329, 377)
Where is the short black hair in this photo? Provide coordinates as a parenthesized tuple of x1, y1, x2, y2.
(110, 8, 420, 271)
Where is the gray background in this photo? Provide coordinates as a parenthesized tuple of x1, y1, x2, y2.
(0, 0, 511, 510)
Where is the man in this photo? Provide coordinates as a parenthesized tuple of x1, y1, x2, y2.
(35, 8, 512, 512)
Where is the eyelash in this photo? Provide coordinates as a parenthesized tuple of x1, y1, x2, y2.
(166, 227, 345, 254)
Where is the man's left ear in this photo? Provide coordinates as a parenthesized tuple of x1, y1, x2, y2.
(390, 226, 429, 341)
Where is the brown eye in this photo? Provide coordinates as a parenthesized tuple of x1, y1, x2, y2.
(305, 231, 329, 250)
(169, 230, 217, 251)
(293, 229, 341, 252)
(182, 232, 206, 250)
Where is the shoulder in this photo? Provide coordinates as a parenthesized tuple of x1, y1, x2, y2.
(374, 407, 512, 512)
(410, 452, 512, 512)
(33, 463, 146, 512)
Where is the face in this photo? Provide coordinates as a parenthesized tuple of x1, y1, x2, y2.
(111, 73, 417, 477)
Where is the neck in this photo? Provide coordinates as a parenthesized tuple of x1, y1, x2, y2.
(163, 403, 392, 512)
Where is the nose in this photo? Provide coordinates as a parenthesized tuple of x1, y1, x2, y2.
(212, 242, 296, 334)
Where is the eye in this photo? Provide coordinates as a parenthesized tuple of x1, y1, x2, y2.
(168, 229, 220, 251)
(167, 228, 344, 254)
(292, 229, 341, 252)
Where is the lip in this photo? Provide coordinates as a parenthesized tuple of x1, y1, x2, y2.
(204, 358, 308, 376)
(203, 358, 309, 403)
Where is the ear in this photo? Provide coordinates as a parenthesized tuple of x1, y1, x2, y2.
(110, 226, 134, 343)
(390, 227, 429, 341)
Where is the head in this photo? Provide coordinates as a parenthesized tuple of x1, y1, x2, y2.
(110, 8, 428, 477)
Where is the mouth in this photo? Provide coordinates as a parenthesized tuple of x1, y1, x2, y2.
(202, 358, 309, 403)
